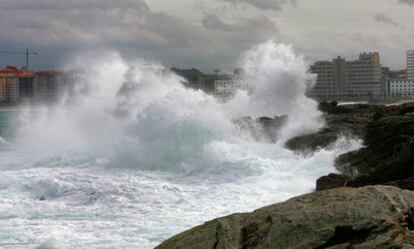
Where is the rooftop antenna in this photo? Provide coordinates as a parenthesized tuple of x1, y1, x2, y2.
(0, 48, 38, 71)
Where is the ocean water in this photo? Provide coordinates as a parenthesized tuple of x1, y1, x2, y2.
(0, 41, 361, 249)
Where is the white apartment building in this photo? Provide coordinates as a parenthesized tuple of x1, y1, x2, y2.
(308, 52, 383, 99)
(408, 50, 414, 80)
(215, 79, 252, 95)
(389, 79, 414, 97)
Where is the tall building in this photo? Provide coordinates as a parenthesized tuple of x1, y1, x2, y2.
(0, 66, 21, 102)
(18, 72, 35, 101)
(215, 79, 252, 95)
(389, 79, 414, 97)
(33, 71, 64, 102)
(309, 52, 383, 99)
(0, 74, 18, 102)
(408, 50, 414, 80)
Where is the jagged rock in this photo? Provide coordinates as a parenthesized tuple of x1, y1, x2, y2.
(285, 113, 372, 152)
(335, 114, 414, 188)
(156, 186, 414, 249)
(234, 115, 287, 143)
(316, 173, 351, 191)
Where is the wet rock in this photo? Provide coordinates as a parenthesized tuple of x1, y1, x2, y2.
(234, 115, 287, 143)
(335, 114, 414, 189)
(285, 113, 372, 152)
(156, 186, 414, 249)
(316, 173, 351, 191)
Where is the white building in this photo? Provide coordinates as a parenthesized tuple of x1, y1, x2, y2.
(214, 79, 252, 95)
(389, 79, 414, 97)
(408, 50, 414, 80)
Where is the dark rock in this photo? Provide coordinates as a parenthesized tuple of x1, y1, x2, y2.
(234, 115, 287, 143)
(156, 186, 414, 249)
(316, 173, 351, 191)
(285, 113, 372, 152)
(335, 114, 414, 188)
(386, 176, 414, 190)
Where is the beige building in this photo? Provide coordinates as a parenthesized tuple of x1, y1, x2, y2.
(0, 74, 19, 102)
(309, 52, 383, 99)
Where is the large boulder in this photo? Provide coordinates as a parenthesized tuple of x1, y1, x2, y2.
(156, 186, 414, 249)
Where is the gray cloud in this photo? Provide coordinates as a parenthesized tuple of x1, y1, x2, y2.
(398, 0, 414, 6)
(218, 0, 297, 10)
(1, 0, 413, 72)
(0, 0, 280, 71)
(201, 14, 279, 52)
(374, 13, 399, 27)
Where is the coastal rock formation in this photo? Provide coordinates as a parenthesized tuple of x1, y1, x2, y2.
(285, 102, 414, 153)
(334, 113, 414, 189)
(156, 186, 414, 249)
(297, 101, 414, 191)
(234, 115, 287, 143)
(285, 113, 372, 152)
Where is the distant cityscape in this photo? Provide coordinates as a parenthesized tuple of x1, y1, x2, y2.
(0, 66, 80, 105)
(0, 49, 413, 105)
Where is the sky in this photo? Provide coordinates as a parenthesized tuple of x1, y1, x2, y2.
(0, 0, 413, 72)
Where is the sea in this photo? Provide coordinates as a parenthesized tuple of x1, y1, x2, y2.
(0, 41, 361, 249)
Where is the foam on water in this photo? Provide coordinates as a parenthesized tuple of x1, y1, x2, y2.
(0, 41, 361, 248)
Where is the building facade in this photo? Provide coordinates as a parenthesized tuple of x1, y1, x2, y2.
(0, 66, 21, 102)
(33, 71, 65, 102)
(309, 52, 383, 99)
(215, 79, 252, 95)
(388, 79, 414, 97)
(0, 74, 18, 102)
(18, 72, 35, 101)
(408, 50, 414, 80)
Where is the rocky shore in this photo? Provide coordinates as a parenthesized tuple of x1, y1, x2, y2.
(156, 102, 414, 249)
(294, 101, 414, 191)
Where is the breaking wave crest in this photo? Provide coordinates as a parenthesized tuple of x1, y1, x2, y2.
(0, 40, 361, 248)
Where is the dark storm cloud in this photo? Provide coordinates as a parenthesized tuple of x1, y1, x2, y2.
(219, 0, 297, 10)
(374, 13, 399, 27)
(0, 0, 280, 70)
(0, 0, 149, 10)
(398, 0, 414, 6)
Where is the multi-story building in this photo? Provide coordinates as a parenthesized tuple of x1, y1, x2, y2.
(309, 52, 383, 99)
(33, 71, 65, 102)
(215, 79, 252, 95)
(389, 79, 414, 97)
(171, 68, 206, 90)
(0, 66, 21, 102)
(0, 74, 18, 102)
(18, 72, 35, 101)
(407, 50, 414, 80)
(0, 66, 81, 104)
(171, 67, 224, 94)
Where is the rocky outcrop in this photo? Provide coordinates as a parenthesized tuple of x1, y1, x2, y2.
(156, 186, 414, 249)
(285, 113, 372, 152)
(316, 173, 351, 191)
(286, 102, 414, 153)
(334, 113, 414, 189)
(234, 115, 287, 143)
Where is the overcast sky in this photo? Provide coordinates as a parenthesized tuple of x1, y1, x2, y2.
(0, 0, 413, 72)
